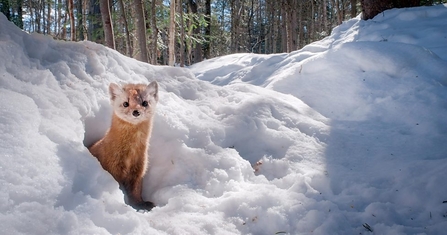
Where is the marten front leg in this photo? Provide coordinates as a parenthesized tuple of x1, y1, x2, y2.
(121, 177, 155, 211)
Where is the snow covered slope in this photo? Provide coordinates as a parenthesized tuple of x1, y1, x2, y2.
(191, 4, 447, 234)
(1, 4, 447, 235)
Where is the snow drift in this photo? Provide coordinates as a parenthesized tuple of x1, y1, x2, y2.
(1, 4, 447, 235)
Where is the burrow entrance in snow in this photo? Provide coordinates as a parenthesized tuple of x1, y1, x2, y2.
(83, 100, 113, 148)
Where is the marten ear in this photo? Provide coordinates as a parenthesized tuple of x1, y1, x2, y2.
(109, 83, 123, 101)
(145, 81, 159, 102)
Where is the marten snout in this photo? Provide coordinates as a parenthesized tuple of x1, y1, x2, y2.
(132, 110, 140, 117)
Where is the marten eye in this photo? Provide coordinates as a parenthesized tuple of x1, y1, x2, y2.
(142, 101, 148, 107)
(123, 102, 129, 107)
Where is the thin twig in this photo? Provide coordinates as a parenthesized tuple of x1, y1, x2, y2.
(363, 223, 373, 232)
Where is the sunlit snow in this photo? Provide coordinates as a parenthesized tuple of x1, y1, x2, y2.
(1, 4, 447, 235)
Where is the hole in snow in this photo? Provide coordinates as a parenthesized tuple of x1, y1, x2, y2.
(83, 99, 112, 148)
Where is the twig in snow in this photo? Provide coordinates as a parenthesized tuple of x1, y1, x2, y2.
(363, 223, 373, 232)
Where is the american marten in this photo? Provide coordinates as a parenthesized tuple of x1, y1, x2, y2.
(89, 81, 158, 210)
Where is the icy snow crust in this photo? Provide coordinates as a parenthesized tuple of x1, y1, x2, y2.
(1, 4, 447, 235)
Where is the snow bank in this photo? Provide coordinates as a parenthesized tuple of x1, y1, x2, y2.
(191, 4, 447, 234)
(1, 4, 447, 235)
(0, 12, 328, 235)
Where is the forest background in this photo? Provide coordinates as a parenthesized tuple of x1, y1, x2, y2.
(1, 0, 446, 66)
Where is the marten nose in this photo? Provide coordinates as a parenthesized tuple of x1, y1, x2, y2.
(132, 110, 140, 117)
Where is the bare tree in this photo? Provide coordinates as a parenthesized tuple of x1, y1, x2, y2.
(333, 0, 343, 25)
(46, 0, 51, 34)
(169, 0, 176, 66)
(179, 0, 185, 67)
(322, 0, 328, 34)
(204, 0, 211, 59)
(133, 0, 149, 62)
(150, 0, 159, 64)
(351, 0, 358, 18)
(100, 0, 115, 49)
(76, 0, 84, 40)
(89, 0, 102, 43)
(230, 0, 242, 53)
(188, 0, 202, 62)
(118, 0, 132, 56)
(282, 0, 297, 52)
(68, 0, 75, 40)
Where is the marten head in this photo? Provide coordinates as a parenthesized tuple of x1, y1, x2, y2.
(109, 81, 159, 124)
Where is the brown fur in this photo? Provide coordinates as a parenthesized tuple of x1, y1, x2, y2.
(89, 82, 158, 210)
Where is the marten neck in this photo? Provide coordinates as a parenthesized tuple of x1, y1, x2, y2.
(110, 113, 152, 140)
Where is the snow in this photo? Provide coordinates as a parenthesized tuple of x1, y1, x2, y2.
(1, 4, 447, 235)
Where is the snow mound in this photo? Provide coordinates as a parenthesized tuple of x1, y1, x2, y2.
(191, 4, 447, 234)
(1, 12, 328, 235)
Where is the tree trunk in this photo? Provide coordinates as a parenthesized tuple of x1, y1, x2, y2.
(168, 0, 176, 66)
(360, 0, 420, 20)
(322, 0, 327, 33)
(47, 1, 51, 34)
(77, 0, 84, 40)
(333, 0, 343, 24)
(188, 0, 202, 63)
(41, 0, 46, 34)
(280, 5, 287, 52)
(35, 1, 40, 33)
(247, 0, 252, 51)
(179, 0, 185, 67)
(363, 0, 393, 20)
(100, 0, 115, 49)
(256, 0, 263, 53)
(57, 0, 62, 38)
(118, 0, 132, 56)
(204, 0, 211, 59)
(298, 0, 304, 47)
(273, 4, 279, 53)
(89, 0, 102, 43)
(291, 0, 298, 50)
(150, 0, 159, 64)
(351, 0, 357, 18)
(62, 12, 67, 39)
(284, 0, 294, 52)
(18, 0, 23, 28)
(230, 0, 237, 52)
(133, 0, 148, 62)
(68, 0, 75, 40)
